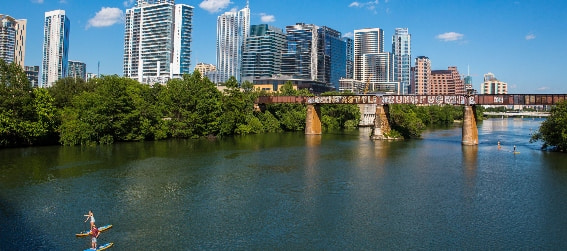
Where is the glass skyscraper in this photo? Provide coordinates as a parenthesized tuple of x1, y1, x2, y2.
(124, 0, 193, 84)
(0, 14, 26, 67)
(241, 24, 286, 80)
(216, 3, 250, 84)
(318, 26, 346, 90)
(281, 23, 319, 80)
(392, 28, 411, 94)
(42, 10, 69, 88)
(282, 23, 346, 89)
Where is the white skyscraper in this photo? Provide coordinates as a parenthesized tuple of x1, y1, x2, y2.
(353, 28, 384, 82)
(124, 0, 194, 84)
(215, 3, 250, 83)
(41, 10, 69, 88)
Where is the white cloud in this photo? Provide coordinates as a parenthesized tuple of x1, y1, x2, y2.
(436, 32, 464, 42)
(86, 7, 124, 29)
(31, 0, 44, 3)
(525, 33, 536, 40)
(348, 0, 380, 10)
(199, 0, 231, 13)
(260, 13, 275, 23)
(343, 32, 354, 38)
(349, 1, 361, 7)
(123, 0, 135, 7)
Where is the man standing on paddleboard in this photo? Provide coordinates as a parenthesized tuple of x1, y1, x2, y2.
(90, 224, 100, 249)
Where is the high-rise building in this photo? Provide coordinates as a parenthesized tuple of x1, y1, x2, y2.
(124, 0, 194, 84)
(42, 10, 70, 88)
(25, 65, 39, 88)
(392, 28, 411, 94)
(353, 28, 384, 82)
(481, 72, 507, 94)
(68, 60, 86, 81)
(430, 66, 465, 95)
(413, 56, 431, 95)
(215, 3, 250, 84)
(281, 23, 346, 90)
(281, 23, 319, 81)
(317, 26, 346, 89)
(241, 24, 286, 81)
(362, 52, 396, 93)
(344, 37, 354, 79)
(0, 14, 26, 67)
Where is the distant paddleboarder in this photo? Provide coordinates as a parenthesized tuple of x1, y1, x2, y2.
(84, 210, 95, 228)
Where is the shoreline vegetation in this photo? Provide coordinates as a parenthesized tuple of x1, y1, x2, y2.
(2, 58, 545, 150)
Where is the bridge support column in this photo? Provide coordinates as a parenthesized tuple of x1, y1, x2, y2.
(305, 104, 322, 135)
(371, 105, 392, 140)
(462, 105, 478, 145)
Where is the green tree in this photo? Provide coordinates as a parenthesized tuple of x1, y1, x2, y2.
(1, 59, 58, 147)
(388, 104, 425, 138)
(59, 75, 161, 145)
(530, 100, 567, 151)
(48, 76, 95, 108)
(219, 76, 254, 135)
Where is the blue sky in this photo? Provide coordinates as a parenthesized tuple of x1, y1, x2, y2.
(3, 0, 567, 93)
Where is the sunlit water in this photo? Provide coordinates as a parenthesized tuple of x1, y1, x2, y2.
(1, 118, 567, 250)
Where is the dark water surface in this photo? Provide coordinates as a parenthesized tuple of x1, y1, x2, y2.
(1, 118, 567, 250)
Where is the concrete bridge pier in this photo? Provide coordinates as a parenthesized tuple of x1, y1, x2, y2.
(462, 105, 479, 145)
(305, 104, 322, 135)
(371, 105, 392, 140)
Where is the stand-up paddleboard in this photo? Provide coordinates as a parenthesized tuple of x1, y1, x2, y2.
(76, 224, 112, 237)
(513, 151, 520, 154)
(83, 242, 114, 251)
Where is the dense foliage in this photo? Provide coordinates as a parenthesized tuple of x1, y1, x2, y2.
(0, 61, 362, 147)
(386, 104, 483, 138)
(530, 100, 567, 151)
(0, 60, 58, 146)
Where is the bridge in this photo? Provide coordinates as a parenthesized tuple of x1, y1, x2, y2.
(255, 94, 567, 145)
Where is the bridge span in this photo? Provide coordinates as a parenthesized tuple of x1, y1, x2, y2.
(257, 94, 567, 105)
(255, 94, 566, 145)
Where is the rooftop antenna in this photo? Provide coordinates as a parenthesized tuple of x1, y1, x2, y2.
(467, 64, 470, 76)
(246, 0, 249, 8)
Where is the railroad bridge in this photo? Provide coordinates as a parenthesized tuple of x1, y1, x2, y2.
(255, 94, 567, 145)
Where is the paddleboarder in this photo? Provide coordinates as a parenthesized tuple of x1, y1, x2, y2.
(90, 224, 100, 250)
(84, 210, 95, 228)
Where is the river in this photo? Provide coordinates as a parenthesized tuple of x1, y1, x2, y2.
(1, 118, 567, 250)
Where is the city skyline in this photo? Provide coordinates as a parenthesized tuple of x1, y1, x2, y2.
(2, 0, 566, 93)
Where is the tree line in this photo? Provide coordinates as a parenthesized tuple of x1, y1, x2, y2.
(1, 59, 363, 147)
(13, 59, 556, 150)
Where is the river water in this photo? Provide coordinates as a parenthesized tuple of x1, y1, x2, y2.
(1, 118, 567, 250)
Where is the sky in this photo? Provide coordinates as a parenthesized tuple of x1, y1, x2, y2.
(3, 0, 567, 93)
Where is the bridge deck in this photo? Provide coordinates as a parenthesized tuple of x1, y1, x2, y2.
(256, 94, 567, 105)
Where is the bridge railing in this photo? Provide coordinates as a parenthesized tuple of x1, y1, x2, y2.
(256, 94, 567, 105)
